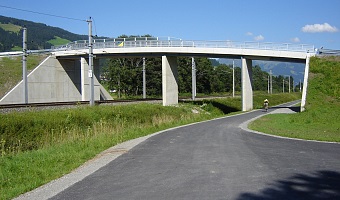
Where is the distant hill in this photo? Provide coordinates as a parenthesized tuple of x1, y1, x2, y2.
(0, 15, 88, 52)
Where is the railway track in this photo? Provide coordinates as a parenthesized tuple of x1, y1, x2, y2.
(0, 95, 234, 112)
(0, 98, 163, 109)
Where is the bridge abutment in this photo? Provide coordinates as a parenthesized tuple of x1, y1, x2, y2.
(80, 57, 108, 101)
(162, 56, 178, 106)
(241, 57, 253, 111)
(0, 56, 112, 104)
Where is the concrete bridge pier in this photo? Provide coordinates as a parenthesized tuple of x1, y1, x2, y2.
(241, 57, 253, 111)
(162, 56, 178, 106)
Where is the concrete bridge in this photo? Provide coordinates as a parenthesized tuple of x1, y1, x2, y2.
(0, 37, 315, 111)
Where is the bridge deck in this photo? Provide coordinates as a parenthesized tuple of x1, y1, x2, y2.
(53, 37, 314, 62)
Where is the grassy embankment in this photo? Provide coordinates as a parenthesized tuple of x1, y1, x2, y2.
(0, 55, 47, 98)
(249, 56, 340, 142)
(0, 91, 300, 200)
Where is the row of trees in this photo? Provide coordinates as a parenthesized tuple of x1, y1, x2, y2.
(102, 57, 299, 98)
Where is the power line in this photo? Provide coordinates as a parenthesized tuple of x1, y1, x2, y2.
(0, 5, 86, 22)
(92, 17, 98, 37)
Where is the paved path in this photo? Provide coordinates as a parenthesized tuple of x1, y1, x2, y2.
(17, 101, 340, 200)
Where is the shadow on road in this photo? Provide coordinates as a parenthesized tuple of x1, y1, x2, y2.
(271, 106, 301, 112)
(236, 170, 340, 200)
(262, 106, 301, 113)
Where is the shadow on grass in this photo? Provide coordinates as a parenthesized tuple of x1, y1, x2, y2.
(237, 170, 340, 200)
(180, 100, 240, 114)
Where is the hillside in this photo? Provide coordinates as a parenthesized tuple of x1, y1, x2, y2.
(249, 56, 340, 142)
(0, 15, 88, 52)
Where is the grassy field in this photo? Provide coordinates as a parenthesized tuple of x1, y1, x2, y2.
(0, 23, 21, 34)
(0, 55, 47, 98)
(249, 56, 340, 142)
(0, 93, 300, 200)
(47, 36, 70, 46)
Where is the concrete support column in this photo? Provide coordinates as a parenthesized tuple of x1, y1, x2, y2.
(162, 56, 178, 106)
(81, 57, 87, 101)
(301, 54, 310, 112)
(241, 57, 253, 111)
(192, 57, 196, 100)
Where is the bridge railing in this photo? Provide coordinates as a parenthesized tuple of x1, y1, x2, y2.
(52, 37, 315, 53)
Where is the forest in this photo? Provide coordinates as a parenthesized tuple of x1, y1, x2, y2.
(0, 15, 87, 51)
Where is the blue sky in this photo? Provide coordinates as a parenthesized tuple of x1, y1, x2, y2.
(1, 0, 339, 49)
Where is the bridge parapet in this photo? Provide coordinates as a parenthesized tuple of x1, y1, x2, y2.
(53, 37, 315, 53)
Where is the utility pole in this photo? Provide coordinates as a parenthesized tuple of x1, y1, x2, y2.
(288, 76, 291, 93)
(270, 70, 273, 94)
(232, 59, 235, 97)
(192, 57, 196, 100)
(143, 57, 146, 99)
(283, 79, 285, 93)
(87, 17, 94, 106)
(299, 79, 302, 92)
(22, 27, 28, 104)
(267, 75, 270, 94)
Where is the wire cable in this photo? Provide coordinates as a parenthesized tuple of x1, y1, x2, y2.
(0, 5, 86, 22)
(92, 17, 98, 37)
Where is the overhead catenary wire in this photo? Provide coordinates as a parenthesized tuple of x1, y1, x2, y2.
(0, 5, 86, 22)
(92, 17, 98, 37)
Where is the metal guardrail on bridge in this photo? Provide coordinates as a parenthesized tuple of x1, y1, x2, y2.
(0, 37, 317, 58)
(318, 49, 340, 56)
(52, 37, 315, 53)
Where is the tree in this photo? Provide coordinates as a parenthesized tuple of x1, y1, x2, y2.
(196, 57, 214, 94)
(211, 64, 233, 93)
(253, 65, 269, 91)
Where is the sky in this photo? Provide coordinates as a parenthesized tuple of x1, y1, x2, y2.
(1, 0, 339, 49)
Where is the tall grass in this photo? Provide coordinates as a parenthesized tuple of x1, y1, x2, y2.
(249, 56, 340, 142)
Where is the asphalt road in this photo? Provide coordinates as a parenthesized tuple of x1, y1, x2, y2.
(43, 101, 340, 199)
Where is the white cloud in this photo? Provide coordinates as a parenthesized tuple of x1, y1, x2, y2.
(302, 23, 338, 33)
(254, 35, 264, 41)
(291, 37, 300, 43)
(246, 32, 253, 36)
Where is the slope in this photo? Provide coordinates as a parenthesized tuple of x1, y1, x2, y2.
(249, 56, 340, 142)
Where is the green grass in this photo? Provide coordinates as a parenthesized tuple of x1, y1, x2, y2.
(249, 56, 340, 142)
(0, 23, 21, 34)
(0, 55, 47, 98)
(10, 46, 22, 51)
(0, 93, 299, 200)
(47, 36, 70, 46)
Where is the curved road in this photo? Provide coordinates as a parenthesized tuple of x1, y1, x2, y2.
(24, 101, 340, 199)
